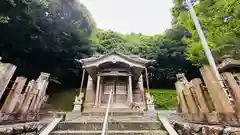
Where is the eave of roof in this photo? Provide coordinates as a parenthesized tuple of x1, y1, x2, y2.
(218, 58, 240, 72)
(78, 51, 152, 65)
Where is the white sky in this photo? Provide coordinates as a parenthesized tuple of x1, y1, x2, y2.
(80, 0, 174, 35)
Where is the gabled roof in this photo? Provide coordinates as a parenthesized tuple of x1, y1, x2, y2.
(78, 51, 151, 68)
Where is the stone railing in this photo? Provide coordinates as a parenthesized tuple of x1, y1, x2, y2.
(101, 89, 114, 135)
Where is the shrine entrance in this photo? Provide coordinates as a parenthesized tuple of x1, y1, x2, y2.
(101, 76, 128, 108)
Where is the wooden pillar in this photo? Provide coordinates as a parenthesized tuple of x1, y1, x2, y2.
(98, 79, 103, 106)
(222, 72, 240, 112)
(94, 75, 101, 106)
(79, 69, 86, 96)
(190, 78, 210, 113)
(200, 66, 234, 113)
(138, 74, 145, 102)
(145, 68, 150, 92)
(128, 75, 133, 103)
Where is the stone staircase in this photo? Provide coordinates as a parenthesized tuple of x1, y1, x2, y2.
(50, 108, 168, 135)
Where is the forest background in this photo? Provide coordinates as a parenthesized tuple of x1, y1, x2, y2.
(0, 0, 239, 109)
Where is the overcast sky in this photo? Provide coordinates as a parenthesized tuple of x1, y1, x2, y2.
(80, 0, 174, 35)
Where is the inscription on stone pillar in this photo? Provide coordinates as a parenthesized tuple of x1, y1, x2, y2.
(200, 66, 234, 113)
(32, 72, 50, 112)
(19, 80, 36, 113)
(0, 63, 17, 99)
(0, 77, 27, 113)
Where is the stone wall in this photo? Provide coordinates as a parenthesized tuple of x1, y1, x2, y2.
(0, 122, 46, 135)
(172, 121, 240, 135)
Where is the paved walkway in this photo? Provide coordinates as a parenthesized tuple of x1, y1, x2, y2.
(157, 110, 179, 135)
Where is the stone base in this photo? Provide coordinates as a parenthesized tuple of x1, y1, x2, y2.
(65, 111, 82, 121)
(73, 104, 82, 112)
(147, 104, 155, 112)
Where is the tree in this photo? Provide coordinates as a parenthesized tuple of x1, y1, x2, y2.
(94, 28, 198, 89)
(172, 0, 240, 66)
(0, 0, 95, 90)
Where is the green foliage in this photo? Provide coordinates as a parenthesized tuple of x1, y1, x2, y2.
(149, 89, 177, 110)
(92, 29, 198, 88)
(48, 88, 79, 111)
(172, 0, 240, 66)
(47, 88, 177, 111)
(0, 0, 95, 90)
(0, 0, 198, 91)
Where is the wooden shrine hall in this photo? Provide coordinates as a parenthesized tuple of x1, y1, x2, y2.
(73, 51, 152, 110)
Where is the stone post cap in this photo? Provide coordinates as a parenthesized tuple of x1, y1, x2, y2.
(40, 72, 50, 78)
(176, 73, 185, 79)
(37, 72, 50, 81)
(79, 93, 84, 98)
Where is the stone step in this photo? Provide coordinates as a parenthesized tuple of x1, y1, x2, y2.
(66, 115, 156, 122)
(51, 130, 168, 135)
(55, 121, 162, 130)
(83, 107, 144, 113)
(81, 111, 144, 116)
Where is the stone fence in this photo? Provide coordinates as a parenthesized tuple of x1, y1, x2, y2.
(0, 61, 50, 123)
(174, 65, 240, 125)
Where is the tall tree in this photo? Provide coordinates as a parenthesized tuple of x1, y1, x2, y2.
(0, 0, 95, 90)
(172, 0, 240, 66)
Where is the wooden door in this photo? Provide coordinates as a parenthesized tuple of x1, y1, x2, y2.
(102, 82, 114, 104)
(115, 82, 127, 103)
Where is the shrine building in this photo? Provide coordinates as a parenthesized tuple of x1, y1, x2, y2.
(75, 51, 152, 110)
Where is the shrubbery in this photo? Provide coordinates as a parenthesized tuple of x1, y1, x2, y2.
(149, 89, 177, 110)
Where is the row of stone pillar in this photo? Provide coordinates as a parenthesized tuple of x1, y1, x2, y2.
(175, 66, 240, 124)
(0, 72, 50, 116)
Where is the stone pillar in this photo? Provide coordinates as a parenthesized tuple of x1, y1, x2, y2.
(175, 81, 189, 113)
(85, 75, 95, 105)
(94, 75, 101, 106)
(32, 72, 50, 112)
(190, 78, 210, 113)
(0, 63, 17, 100)
(28, 88, 39, 113)
(200, 66, 234, 113)
(182, 88, 198, 114)
(19, 80, 37, 113)
(1, 77, 27, 113)
(222, 72, 240, 112)
(128, 76, 133, 103)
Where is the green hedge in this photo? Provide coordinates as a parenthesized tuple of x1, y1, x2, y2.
(48, 88, 178, 111)
(149, 89, 177, 110)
